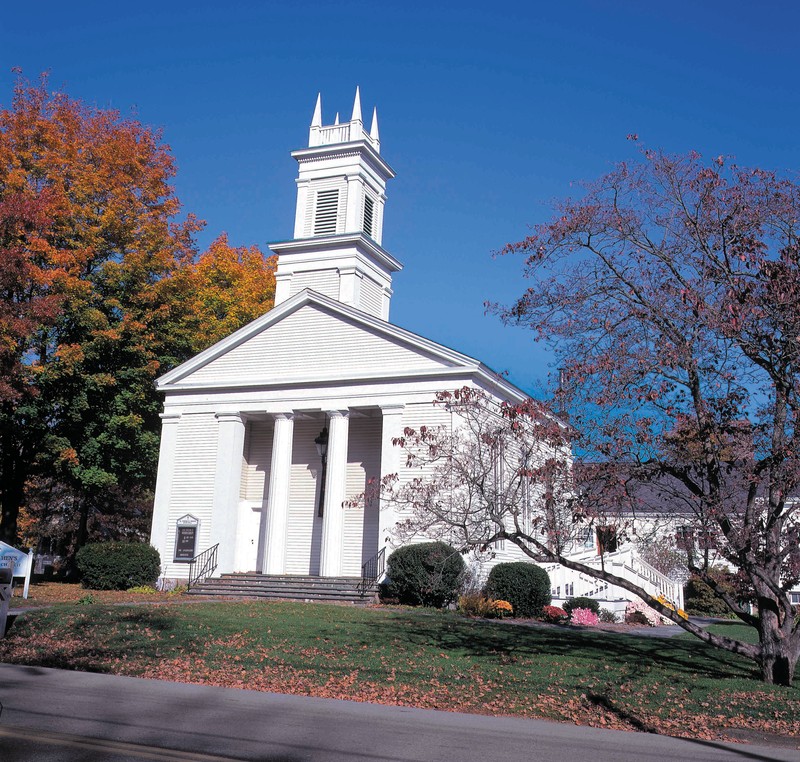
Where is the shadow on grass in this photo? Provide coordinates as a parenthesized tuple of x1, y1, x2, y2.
(586, 692, 658, 733)
(0, 605, 201, 674)
(365, 611, 759, 683)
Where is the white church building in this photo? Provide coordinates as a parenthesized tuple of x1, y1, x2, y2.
(149, 90, 682, 611)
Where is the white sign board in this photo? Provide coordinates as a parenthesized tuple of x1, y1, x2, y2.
(0, 541, 33, 598)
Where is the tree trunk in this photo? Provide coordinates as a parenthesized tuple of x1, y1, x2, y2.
(0, 440, 25, 546)
(757, 603, 799, 686)
(0, 488, 21, 545)
(63, 499, 93, 580)
(759, 639, 796, 686)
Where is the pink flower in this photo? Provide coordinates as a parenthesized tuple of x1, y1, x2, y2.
(570, 607, 599, 626)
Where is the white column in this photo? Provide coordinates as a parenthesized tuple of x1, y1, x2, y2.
(381, 285, 393, 321)
(210, 412, 246, 575)
(293, 181, 310, 238)
(374, 193, 386, 246)
(263, 413, 294, 574)
(379, 405, 405, 555)
(345, 174, 362, 233)
(337, 266, 362, 309)
(149, 412, 181, 568)
(274, 271, 292, 306)
(319, 410, 350, 577)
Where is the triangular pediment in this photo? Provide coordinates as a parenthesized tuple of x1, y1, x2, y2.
(158, 291, 477, 390)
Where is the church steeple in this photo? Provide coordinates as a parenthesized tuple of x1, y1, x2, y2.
(270, 90, 402, 320)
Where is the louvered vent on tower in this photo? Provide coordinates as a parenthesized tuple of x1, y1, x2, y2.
(363, 194, 374, 238)
(314, 189, 339, 235)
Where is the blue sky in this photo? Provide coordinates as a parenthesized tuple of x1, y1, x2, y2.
(2, 2, 798, 396)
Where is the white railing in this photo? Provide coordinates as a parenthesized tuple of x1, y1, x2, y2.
(312, 123, 378, 151)
(627, 554, 683, 608)
(317, 124, 352, 144)
(546, 546, 683, 609)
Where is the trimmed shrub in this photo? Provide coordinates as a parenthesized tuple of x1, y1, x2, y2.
(381, 542, 465, 607)
(76, 542, 161, 591)
(484, 562, 551, 618)
(683, 574, 738, 617)
(563, 596, 601, 616)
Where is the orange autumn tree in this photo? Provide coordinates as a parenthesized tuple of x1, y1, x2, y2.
(0, 74, 275, 561)
(0, 71, 198, 551)
(173, 232, 276, 354)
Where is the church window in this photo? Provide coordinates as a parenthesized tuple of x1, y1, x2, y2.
(314, 189, 339, 235)
(363, 193, 375, 237)
(675, 525, 695, 551)
(576, 525, 593, 548)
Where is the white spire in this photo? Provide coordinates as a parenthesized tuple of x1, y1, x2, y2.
(334, 112, 340, 125)
(369, 107, 380, 142)
(311, 93, 322, 127)
(351, 86, 362, 122)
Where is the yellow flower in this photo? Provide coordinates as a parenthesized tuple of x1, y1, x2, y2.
(492, 600, 513, 616)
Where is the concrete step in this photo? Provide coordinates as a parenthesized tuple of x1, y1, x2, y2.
(187, 573, 378, 604)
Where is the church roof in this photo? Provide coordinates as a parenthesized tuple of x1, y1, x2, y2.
(157, 288, 528, 402)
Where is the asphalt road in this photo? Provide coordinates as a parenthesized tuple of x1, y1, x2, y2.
(0, 664, 796, 762)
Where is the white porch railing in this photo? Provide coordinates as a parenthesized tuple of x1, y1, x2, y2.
(544, 547, 683, 610)
(312, 123, 379, 151)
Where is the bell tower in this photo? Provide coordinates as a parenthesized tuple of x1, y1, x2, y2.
(271, 88, 402, 320)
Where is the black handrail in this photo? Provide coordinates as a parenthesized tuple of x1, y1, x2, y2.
(188, 544, 219, 590)
(358, 547, 385, 596)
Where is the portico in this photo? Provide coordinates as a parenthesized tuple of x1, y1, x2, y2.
(161, 404, 392, 578)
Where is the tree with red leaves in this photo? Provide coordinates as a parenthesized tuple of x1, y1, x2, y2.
(495, 146, 800, 685)
(391, 147, 800, 685)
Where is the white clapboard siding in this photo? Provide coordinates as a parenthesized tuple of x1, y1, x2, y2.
(341, 416, 382, 575)
(241, 420, 274, 502)
(391, 402, 454, 533)
(284, 419, 324, 575)
(358, 275, 383, 318)
(164, 413, 218, 572)
(185, 304, 456, 385)
(289, 269, 339, 301)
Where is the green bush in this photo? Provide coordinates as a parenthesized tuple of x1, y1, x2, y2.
(484, 562, 551, 618)
(563, 596, 601, 615)
(381, 542, 465, 608)
(683, 573, 737, 617)
(76, 542, 161, 591)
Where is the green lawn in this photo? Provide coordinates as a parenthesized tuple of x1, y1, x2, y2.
(2, 601, 797, 743)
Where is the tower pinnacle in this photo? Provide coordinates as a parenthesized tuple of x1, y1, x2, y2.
(369, 107, 380, 144)
(307, 88, 381, 154)
(311, 93, 322, 127)
(351, 86, 362, 123)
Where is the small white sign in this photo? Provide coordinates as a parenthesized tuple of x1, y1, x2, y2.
(0, 541, 33, 598)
